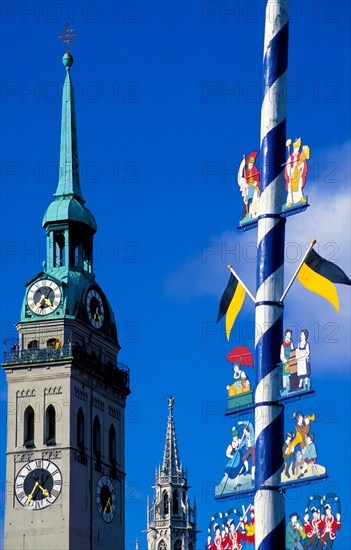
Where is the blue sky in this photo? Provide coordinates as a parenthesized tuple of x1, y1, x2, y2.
(0, 1, 350, 548)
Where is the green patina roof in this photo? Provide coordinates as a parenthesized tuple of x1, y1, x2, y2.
(43, 197, 97, 229)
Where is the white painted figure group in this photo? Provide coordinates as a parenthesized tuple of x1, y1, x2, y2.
(280, 327, 311, 396)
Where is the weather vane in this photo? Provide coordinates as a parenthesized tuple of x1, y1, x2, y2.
(58, 22, 77, 53)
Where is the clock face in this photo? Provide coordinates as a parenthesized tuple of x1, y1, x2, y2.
(27, 279, 62, 316)
(96, 475, 116, 523)
(15, 459, 62, 510)
(86, 289, 105, 329)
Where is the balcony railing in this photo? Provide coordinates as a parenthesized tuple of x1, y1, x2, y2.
(3, 344, 130, 393)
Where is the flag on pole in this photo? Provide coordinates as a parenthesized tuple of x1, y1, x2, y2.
(217, 273, 246, 340)
(297, 248, 351, 311)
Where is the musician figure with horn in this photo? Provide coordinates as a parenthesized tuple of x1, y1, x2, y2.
(284, 137, 310, 208)
(293, 412, 314, 453)
(237, 151, 260, 221)
(285, 512, 306, 550)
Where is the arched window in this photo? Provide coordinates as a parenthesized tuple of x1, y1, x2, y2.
(47, 338, 61, 349)
(188, 542, 193, 550)
(77, 407, 85, 449)
(109, 424, 116, 464)
(93, 416, 101, 457)
(162, 490, 169, 515)
(173, 489, 179, 514)
(24, 406, 35, 447)
(174, 541, 182, 550)
(158, 541, 167, 550)
(45, 404, 56, 445)
(54, 232, 65, 267)
(28, 340, 38, 349)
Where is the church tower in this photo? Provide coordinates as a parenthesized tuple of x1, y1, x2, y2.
(147, 397, 197, 550)
(2, 40, 130, 550)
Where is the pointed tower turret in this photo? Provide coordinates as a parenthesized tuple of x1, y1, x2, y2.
(146, 397, 197, 550)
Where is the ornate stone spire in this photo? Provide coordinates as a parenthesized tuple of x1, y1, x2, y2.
(161, 396, 182, 477)
(146, 397, 197, 549)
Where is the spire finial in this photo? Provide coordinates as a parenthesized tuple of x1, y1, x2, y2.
(59, 22, 77, 69)
(59, 22, 77, 54)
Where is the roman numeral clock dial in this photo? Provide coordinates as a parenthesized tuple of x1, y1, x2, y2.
(15, 460, 62, 510)
(27, 279, 62, 316)
(96, 475, 116, 523)
(86, 289, 105, 329)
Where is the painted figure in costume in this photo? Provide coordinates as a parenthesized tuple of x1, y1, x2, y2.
(293, 412, 313, 451)
(285, 513, 306, 550)
(238, 152, 260, 220)
(320, 504, 341, 549)
(208, 523, 225, 550)
(283, 432, 296, 479)
(223, 428, 243, 489)
(298, 433, 317, 479)
(284, 138, 310, 207)
(227, 363, 251, 397)
(237, 420, 255, 483)
(223, 518, 243, 550)
(303, 506, 323, 549)
(280, 328, 294, 395)
(296, 329, 311, 390)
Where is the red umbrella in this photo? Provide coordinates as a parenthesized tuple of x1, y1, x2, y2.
(226, 346, 254, 367)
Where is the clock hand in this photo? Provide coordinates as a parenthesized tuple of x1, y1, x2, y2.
(26, 481, 39, 505)
(37, 483, 49, 497)
(94, 308, 101, 321)
(103, 497, 112, 514)
(36, 294, 46, 308)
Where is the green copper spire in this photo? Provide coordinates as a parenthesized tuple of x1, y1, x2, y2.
(43, 50, 96, 230)
(54, 52, 84, 202)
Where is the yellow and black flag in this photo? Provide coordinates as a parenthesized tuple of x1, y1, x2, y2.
(217, 273, 246, 340)
(297, 248, 351, 311)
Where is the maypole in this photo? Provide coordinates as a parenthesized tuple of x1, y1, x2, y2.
(254, 1, 289, 548)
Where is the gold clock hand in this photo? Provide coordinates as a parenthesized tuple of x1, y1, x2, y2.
(94, 308, 101, 321)
(38, 483, 49, 497)
(26, 481, 39, 505)
(103, 497, 112, 514)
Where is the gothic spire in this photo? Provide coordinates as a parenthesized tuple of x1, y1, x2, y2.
(161, 396, 182, 477)
(54, 52, 84, 202)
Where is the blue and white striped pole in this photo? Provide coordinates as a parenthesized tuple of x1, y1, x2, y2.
(254, 1, 289, 549)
